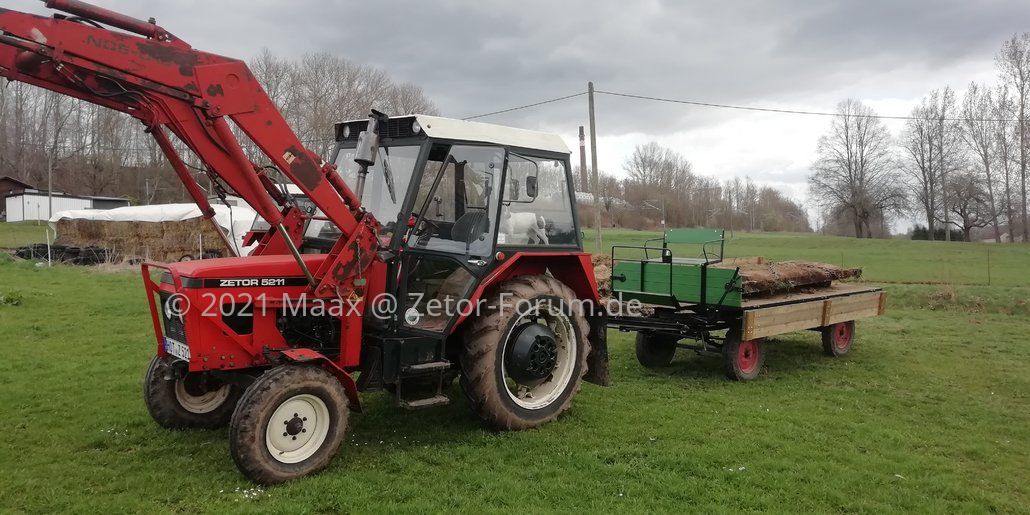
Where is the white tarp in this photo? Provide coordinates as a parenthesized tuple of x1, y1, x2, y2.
(49, 203, 258, 256)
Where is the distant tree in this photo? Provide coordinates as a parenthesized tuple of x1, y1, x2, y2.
(996, 33, 1030, 241)
(809, 99, 906, 238)
(960, 82, 1003, 241)
(947, 170, 994, 241)
(597, 172, 621, 214)
(994, 85, 1020, 241)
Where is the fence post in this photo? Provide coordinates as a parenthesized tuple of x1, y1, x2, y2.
(986, 247, 991, 287)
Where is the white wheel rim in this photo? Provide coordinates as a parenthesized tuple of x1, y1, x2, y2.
(174, 378, 230, 414)
(265, 394, 331, 464)
(500, 301, 577, 410)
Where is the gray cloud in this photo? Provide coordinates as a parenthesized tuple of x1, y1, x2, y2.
(8, 0, 1028, 190)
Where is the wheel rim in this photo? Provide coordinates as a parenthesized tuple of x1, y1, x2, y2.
(834, 323, 853, 351)
(737, 340, 759, 374)
(500, 301, 577, 410)
(265, 394, 331, 464)
(174, 376, 230, 414)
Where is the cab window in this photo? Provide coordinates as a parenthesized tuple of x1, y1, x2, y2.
(499, 155, 576, 246)
(408, 144, 503, 258)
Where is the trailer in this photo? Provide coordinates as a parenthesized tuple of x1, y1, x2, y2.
(606, 229, 886, 380)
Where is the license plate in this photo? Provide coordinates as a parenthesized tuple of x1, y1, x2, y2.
(164, 337, 190, 361)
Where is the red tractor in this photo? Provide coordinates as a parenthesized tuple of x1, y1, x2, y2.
(0, 1, 607, 483)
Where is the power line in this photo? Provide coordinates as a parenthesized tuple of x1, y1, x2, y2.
(595, 89, 1019, 123)
(462, 92, 587, 121)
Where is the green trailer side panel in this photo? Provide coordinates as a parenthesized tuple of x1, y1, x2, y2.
(611, 261, 742, 308)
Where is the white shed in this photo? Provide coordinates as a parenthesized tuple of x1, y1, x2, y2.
(3, 189, 129, 222)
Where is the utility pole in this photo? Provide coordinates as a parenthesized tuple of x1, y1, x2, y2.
(588, 82, 601, 253)
(578, 126, 588, 193)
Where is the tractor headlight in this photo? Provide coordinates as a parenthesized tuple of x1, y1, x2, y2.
(411, 119, 422, 134)
(342, 124, 351, 139)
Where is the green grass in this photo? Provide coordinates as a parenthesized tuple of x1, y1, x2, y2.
(0, 221, 52, 249)
(0, 232, 1028, 512)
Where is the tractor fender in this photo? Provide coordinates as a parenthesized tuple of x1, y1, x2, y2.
(461, 252, 599, 317)
(278, 348, 361, 412)
(455, 252, 609, 386)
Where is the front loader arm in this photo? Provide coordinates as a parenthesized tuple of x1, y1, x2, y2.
(0, 1, 377, 296)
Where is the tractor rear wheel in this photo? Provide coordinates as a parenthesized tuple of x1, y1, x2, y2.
(821, 321, 855, 357)
(722, 326, 765, 381)
(229, 364, 349, 485)
(635, 333, 678, 368)
(143, 355, 242, 429)
(460, 275, 590, 431)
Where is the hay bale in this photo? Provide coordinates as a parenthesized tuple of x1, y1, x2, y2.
(55, 218, 228, 263)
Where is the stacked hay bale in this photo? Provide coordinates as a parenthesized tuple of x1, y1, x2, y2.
(54, 218, 228, 263)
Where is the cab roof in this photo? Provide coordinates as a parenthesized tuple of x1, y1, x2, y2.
(335, 114, 570, 155)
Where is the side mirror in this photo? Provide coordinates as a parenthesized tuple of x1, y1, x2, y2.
(525, 175, 538, 198)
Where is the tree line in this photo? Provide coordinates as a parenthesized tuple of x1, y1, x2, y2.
(0, 49, 436, 204)
(584, 141, 812, 233)
(809, 33, 1030, 242)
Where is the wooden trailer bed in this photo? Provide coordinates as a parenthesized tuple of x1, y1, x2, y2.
(741, 284, 885, 340)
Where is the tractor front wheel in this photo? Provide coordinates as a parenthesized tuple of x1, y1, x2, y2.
(143, 355, 242, 429)
(460, 275, 590, 431)
(635, 332, 678, 368)
(229, 364, 349, 485)
(722, 326, 765, 381)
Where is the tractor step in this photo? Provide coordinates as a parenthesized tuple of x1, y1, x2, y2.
(398, 394, 450, 410)
(401, 360, 450, 375)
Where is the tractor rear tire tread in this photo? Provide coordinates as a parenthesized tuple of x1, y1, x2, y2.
(460, 275, 589, 431)
(229, 364, 349, 485)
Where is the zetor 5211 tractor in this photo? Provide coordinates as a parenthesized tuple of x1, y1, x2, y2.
(0, 1, 608, 483)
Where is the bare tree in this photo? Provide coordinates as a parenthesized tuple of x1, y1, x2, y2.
(384, 83, 440, 116)
(934, 87, 962, 241)
(995, 85, 1020, 241)
(997, 33, 1030, 241)
(901, 100, 941, 239)
(809, 99, 906, 238)
(960, 82, 1002, 241)
(948, 169, 994, 241)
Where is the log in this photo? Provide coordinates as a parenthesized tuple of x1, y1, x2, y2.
(714, 259, 862, 296)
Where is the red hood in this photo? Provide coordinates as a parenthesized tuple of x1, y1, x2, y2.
(168, 254, 329, 279)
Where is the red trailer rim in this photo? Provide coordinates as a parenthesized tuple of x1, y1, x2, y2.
(738, 340, 759, 374)
(833, 323, 853, 351)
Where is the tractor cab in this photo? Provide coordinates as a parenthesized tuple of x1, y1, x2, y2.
(330, 115, 579, 254)
(329, 115, 584, 333)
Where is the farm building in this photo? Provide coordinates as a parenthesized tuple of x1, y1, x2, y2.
(0, 175, 34, 198)
(3, 189, 130, 222)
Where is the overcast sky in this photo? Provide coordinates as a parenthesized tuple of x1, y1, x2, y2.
(10, 0, 1030, 227)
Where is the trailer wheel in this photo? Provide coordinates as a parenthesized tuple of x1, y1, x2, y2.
(229, 365, 349, 484)
(143, 356, 241, 429)
(821, 321, 855, 357)
(635, 333, 677, 368)
(722, 326, 764, 381)
(460, 275, 589, 431)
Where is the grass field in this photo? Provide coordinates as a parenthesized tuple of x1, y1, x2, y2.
(0, 226, 1028, 512)
(0, 221, 51, 249)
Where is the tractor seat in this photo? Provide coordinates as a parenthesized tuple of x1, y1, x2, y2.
(451, 211, 489, 243)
